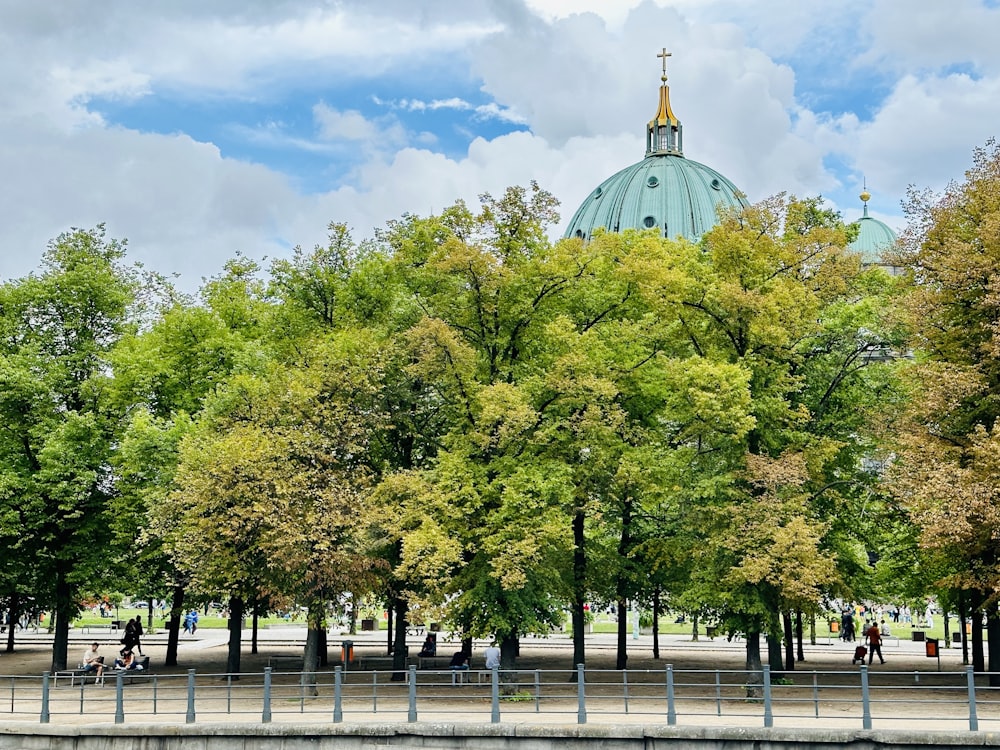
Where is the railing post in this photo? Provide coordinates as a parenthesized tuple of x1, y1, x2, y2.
(623, 668, 630, 714)
(262, 666, 272, 723)
(762, 665, 773, 728)
(714, 670, 721, 716)
(407, 665, 417, 722)
(576, 663, 586, 724)
(534, 669, 541, 713)
(333, 666, 343, 723)
(185, 669, 196, 724)
(812, 671, 819, 718)
(40, 672, 50, 724)
(490, 666, 500, 723)
(860, 664, 872, 730)
(114, 671, 125, 724)
(666, 664, 676, 725)
(967, 665, 979, 731)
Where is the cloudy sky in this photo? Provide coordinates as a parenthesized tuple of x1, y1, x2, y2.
(4, 0, 1000, 291)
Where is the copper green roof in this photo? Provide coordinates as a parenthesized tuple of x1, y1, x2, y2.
(849, 191, 897, 265)
(564, 47, 748, 242)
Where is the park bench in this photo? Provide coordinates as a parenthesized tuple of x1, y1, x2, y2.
(104, 655, 154, 685)
(55, 655, 152, 687)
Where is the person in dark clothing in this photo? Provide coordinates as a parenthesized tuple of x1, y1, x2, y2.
(448, 651, 469, 670)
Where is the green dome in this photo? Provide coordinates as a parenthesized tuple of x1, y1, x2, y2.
(849, 193, 898, 265)
(564, 48, 748, 242)
(564, 153, 747, 241)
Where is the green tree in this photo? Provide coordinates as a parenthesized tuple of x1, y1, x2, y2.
(0, 226, 138, 670)
(660, 195, 903, 689)
(889, 140, 1000, 676)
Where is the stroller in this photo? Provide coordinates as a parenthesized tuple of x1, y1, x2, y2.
(851, 645, 868, 665)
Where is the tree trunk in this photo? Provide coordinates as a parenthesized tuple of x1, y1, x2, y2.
(571, 507, 587, 671)
(302, 604, 322, 696)
(767, 629, 783, 677)
(225, 595, 243, 676)
(387, 598, 394, 655)
(973, 601, 985, 672)
(391, 596, 408, 681)
(745, 631, 763, 698)
(795, 610, 805, 661)
(614, 495, 634, 671)
(5, 593, 19, 653)
(499, 632, 518, 694)
(652, 588, 660, 660)
(691, 613, 699, 642)
(165, 584, 184, 667)
(318, 628, 328, 667)
(959, 591, 969, 665)
(615, 599, 628, 670)
(251, 598, 259, 655)
(50, 572, 72, 672)
(987, 603, 1000, 687)
(782, 611, 795, 671)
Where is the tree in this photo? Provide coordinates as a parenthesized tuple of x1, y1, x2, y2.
(659, 195, 904, 690)
(889, 140, 1000, 677)
(0, 226, 138, 670)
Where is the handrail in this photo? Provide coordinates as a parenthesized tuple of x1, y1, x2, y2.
(1, 664, 994, 731)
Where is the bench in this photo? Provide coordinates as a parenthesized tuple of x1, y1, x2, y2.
(358, 656, 416, 671)
(105, 656, 153, 684)
(417, 655, 452, 669)
(53, 667, 97, 687)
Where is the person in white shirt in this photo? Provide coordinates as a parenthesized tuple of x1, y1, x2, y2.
(484, 645, 501, 670)
(82, 643, 104, 678)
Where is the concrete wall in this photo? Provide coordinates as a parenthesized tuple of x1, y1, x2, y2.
(3, 724, 1000, 750)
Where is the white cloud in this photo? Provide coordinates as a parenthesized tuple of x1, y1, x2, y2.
(1, 0, 998, 291)
(380, 96, 527, 124)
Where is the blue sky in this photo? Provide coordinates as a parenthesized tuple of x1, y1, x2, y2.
(3, 0, 1000, 291)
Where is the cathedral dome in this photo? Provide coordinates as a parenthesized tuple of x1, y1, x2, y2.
(564, 49, 748, 242)
(849, 189, 898, 266)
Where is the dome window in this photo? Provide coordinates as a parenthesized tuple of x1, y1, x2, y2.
(710, 178, 722, 190)
(647, 176, 659, 188)
(594, 187, 603, 198)
(643, 215, 657, 228)
(575, 229, 584, 239)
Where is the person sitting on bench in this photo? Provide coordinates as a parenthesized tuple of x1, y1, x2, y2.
(82, 643, 104, 678)
(448, 650, 469, 670)
(114, 648, 136, 670)
(418, 633, 437, 657)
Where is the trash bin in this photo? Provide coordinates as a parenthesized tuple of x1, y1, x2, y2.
(830, 620, 840, 633)
(361, 618, 375, 631)
(925, 638, 938, 658)
(912, 630, 925, 641)
(341, 640, 354, 664)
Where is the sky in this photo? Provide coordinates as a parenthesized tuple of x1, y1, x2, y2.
(4, 0, 1000, 292)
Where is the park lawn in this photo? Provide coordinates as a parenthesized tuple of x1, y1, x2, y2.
(72, 608, 295, 630)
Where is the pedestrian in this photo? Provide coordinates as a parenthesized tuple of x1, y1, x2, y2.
(865, 621, 885, 664)
(132, 616, 144, 656)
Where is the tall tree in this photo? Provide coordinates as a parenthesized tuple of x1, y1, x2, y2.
(889, 139, 1000, 677)
(0, 226, 137, 670)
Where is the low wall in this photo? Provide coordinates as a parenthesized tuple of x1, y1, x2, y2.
(3, 724, 1000, 750)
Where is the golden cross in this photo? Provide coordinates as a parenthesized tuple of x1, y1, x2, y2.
(657, 47, 672, 80)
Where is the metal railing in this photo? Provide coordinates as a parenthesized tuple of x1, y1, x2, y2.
(6, 664, 1000, 730)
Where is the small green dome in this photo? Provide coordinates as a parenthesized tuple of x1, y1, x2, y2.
(849, 192, 897, 265)
(564, 48, 748, 242)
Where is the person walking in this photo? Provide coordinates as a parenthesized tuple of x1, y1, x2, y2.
(866, 621, 885, 665)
